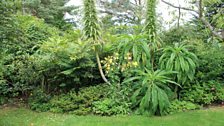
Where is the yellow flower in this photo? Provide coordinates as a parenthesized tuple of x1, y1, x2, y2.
(109, 59, 113, 63)
(132, 61, 138, 67)
(121, 64, 126, 71)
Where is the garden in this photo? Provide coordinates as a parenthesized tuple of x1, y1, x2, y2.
(0, 0, 224, 125)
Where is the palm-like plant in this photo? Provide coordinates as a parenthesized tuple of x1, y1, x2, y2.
(83, 0, 109, 84)
(123, 69, 178, 115)
(117, 34, 151, 68)
(159, 43, 198, 85)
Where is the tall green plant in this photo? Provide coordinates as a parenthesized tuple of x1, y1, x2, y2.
(143, 0, 160, 68)
(159, 43, 198, 85)
(83, 0, 109, 84)
(117, 34, 151, 68)
(123, 69, 179, 115)
(144, 0, 156, 44)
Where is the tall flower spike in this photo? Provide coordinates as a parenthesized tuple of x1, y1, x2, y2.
(145, 0, 157, 44)
(83, 0, 101, 43)
(83, 0, 110, 84)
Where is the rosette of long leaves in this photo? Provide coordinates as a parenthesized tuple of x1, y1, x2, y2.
(123, 69, 179, 115)
(159, 43, 198, 84)
(117, 34, 151, 69)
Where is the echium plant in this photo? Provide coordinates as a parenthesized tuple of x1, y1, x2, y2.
(117, 35, 151, 69)
(123, 69, 179, 115)
(101, 52, 139, 83)
(83, 0, 109, 84)
(143, 0, 161, 68)
(159, 43, 198, 85)
(144, 0, 156, 44)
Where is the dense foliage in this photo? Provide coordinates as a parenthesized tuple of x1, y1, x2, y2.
(124, 69, 178, 115)
(0, 0, 223, 117)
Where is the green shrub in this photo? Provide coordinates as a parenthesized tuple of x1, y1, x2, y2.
(29, 84, 109, 115)
(0, 96, 7, 105)
(90, 81, 132, 116)
(196, 46, 224, 81)
(93, 98, 131, 116)
(31, 31, 101, 92)
(181, 81, 224, 105)
(49, 92, 81, 113)
(167, 100, 201, 114)
(0, 14, 60, 98)
(51, 84, 109, 115)
(28, 89, 51, 112)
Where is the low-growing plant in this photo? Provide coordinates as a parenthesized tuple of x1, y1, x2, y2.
(93, 98, 131, 116)
(0, 96, 7, 105)
(167, 100, 201, 114)
(28, 89, 51, 112)
(180, 81, 224, 105)
(29, 84, 109, 115)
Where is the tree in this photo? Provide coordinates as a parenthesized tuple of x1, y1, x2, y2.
(0, 0, 21, 52)
(98, 0, 145, 26)
(161, 0, 224, 40)
(83, 0, 110, 84)
(23, 0, 73, 29)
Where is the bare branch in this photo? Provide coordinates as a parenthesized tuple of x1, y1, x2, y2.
(177, 5, 181, 28)
(200, 17, 224, 39)
(161, 0, 198, 14)
(99, 9, 114, 15)
(161, 0, 224, 40)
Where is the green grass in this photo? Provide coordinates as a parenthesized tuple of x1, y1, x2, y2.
(0, 107, 224, 126)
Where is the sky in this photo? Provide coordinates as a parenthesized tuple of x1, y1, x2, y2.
(65, 0, 192, 28)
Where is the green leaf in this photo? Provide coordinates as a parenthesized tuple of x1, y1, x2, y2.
(122, 76, 141, 84)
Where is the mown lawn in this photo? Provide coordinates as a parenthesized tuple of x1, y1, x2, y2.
(0, 107, 224, 126)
